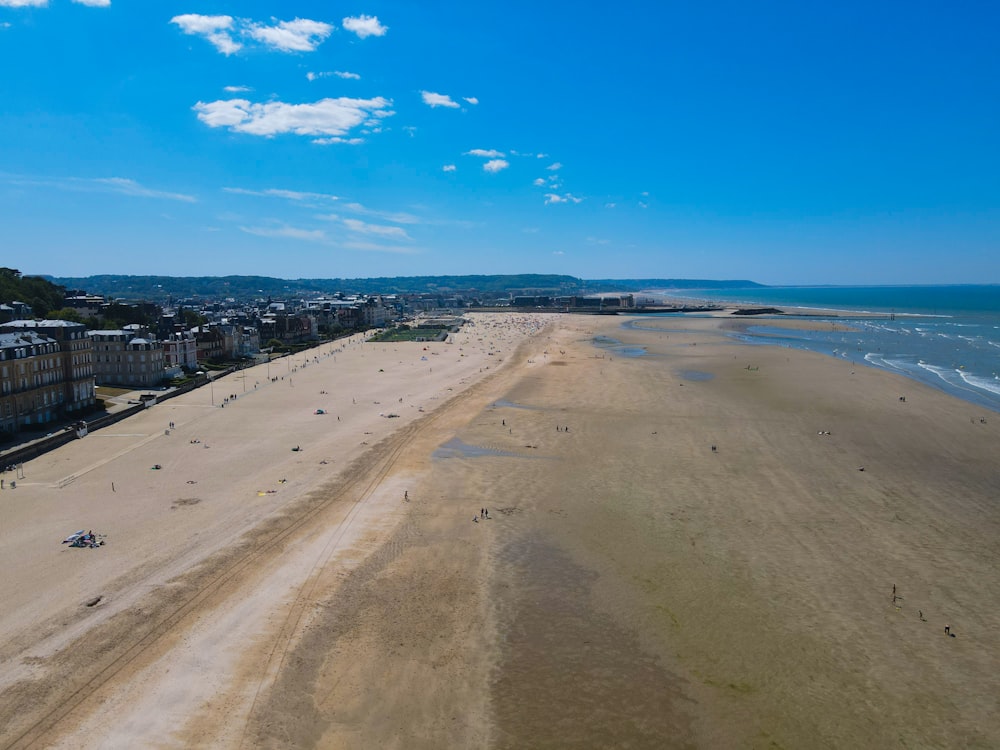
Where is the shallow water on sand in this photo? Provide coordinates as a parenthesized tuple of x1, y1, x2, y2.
(591, 335, 648, 358)
(490, 532, 693, 748)
(432, 437, 524, 459)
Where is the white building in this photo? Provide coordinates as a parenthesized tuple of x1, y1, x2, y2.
(163, 331, 199, 371)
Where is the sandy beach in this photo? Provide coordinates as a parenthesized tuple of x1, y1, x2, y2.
(1, 312, 998, 749)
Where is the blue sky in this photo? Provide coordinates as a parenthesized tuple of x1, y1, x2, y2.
(1, 1, 997, 285)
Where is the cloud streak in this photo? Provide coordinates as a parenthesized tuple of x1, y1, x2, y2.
(3, 174, 196, 202)
(91, 177, 197, 202)
(240, 225, 327, 242)
(342, 218, 411, 239)
(224, 187, 339, 203)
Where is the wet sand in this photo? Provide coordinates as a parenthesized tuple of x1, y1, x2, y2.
(1, 313, 998, 748)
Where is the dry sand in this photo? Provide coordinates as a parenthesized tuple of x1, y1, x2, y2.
(1, 313, 998, 749)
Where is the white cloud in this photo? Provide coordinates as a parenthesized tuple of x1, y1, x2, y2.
(194, 97, 393, 138)
(464, 148, 505, 158)
(240, 225, 327, 242)
(421, 91, 459, 108)
(342, 218, 411, 239)
(532, 178, 545, 187)
(546, 162, 563, 171)
(443, 164, 456, 172)
(342, 14, 387, 38)
(249, 18, 333, 53)
(544, 193, 583, 205)
(638, 201, 648, 209)
(308, 70, 361, 81)
(483, 159, 509, 174)
(224, 85, 252, 93)
(536, 153, 548, 159)
(605, 202, 617, 208)
(224, 187, 339, 202)
(171, 15, 241, 54)
(312, 136, 364, 145)
(553, 250, 565, 255)
(73, 0, 110, 6)
(172, 14, 335, 55)
(463, 97, 479, 105)
(171, 14, 241, 55)
(0, 0, 47, 6)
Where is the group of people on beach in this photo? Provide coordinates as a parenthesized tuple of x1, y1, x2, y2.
(63, 530, 104, 549)
(474, 508, 490, 523)
(893, 584, 954, 636)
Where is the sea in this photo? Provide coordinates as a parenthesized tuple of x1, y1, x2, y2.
(659, 285, 1000, 413)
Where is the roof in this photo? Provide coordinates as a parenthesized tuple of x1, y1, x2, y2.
(3, 319, 85, 328)
(0, 331, 56, 348)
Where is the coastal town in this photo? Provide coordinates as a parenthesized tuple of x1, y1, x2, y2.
(0, 267, 682, 446)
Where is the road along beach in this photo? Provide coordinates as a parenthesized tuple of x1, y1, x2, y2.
(1, 312, 998, 748)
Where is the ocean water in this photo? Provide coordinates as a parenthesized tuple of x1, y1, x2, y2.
(661, 285, 1000, 413)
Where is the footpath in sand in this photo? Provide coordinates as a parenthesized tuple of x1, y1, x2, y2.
(2, 312, 999, 749)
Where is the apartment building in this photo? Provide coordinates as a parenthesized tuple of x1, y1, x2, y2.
(89, 329, 166, 387)
(0, 319, 96, 433)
